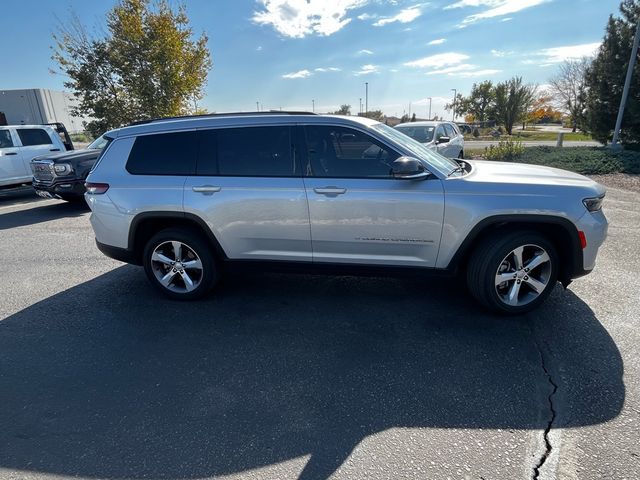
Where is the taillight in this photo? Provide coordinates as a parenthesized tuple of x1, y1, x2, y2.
(578, 230, 587, 249)
(85, 182, 109, 194)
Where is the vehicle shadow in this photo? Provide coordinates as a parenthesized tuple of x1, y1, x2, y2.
(0, 267, 624, 479)
(0, 186, 41, 207)
(0, 200, 88, 230)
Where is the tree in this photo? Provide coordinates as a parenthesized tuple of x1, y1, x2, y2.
(332, 104, 351, 115)
(549, 59, 590, 132)
(526, 93, 563, 125)
(52, 0, 212, 137)
(360, 110, 385, 121)
(584, 0, 640, 144)
(494, 77, 537, 135)
(410, 113, 417, 122)
(399, 113, 410, 123)
(446, 81, 495, 122)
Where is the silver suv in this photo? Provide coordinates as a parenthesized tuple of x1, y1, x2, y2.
(395, 121, 465, 159)
(86, 112, 607, 314)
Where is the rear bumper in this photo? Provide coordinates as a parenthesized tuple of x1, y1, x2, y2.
(33, 178, 85, 198)
(96, 240, 141, 265)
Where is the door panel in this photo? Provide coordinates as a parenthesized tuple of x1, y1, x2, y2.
(301, 124, 445, 267)
(0, 129, 28, 184)
(304, 177, 444, 266)
(184, 125, 312, 262)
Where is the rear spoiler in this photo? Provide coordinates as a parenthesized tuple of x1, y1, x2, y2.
(45, 122, 74, 151)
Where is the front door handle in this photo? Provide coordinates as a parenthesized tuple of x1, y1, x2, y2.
(5, 152, 17, 156)
(192, 185, 221, 194)
(50, 148, 61, 152)
(313, 187, 346, 195)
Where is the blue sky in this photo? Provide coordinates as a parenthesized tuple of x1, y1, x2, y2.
(0, 0, 621, 118)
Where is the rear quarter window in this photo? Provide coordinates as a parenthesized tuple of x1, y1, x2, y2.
(0, 130, 13, 148)
(126, 131, 198, 175)
(17, 128, 53, 146)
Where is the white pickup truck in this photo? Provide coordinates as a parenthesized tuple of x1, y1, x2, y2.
(0, 124, 73, 188)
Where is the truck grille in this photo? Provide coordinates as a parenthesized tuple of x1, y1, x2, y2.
(31, 161, 54, 183)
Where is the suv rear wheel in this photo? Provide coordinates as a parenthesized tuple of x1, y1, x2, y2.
(467, 231, 558, 314)
(143, 228, 218, 300)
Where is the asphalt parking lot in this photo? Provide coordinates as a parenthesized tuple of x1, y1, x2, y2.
(0, 185, 638, 480)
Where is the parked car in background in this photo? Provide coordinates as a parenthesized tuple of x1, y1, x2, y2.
(395, 121, 465, 159)
(0, 123, 73, 188)
(85, 112, 607, 314)
(31, 135, 109, 202)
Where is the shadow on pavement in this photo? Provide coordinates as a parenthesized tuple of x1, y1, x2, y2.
(0, 267, 624, 479)
(0, 200, 88, 230)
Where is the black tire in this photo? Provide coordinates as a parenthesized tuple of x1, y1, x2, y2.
(466, 231, 558, 314)
(143, 228, 219, 300)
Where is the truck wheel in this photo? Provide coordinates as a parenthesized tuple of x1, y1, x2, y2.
(143, 228, 219, 300)
(466, 231, 558, 314)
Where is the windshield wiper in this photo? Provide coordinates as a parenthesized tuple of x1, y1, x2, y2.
(448, 163, 466, 177)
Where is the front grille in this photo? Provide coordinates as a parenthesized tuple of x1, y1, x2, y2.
(31, 161, 54, 183)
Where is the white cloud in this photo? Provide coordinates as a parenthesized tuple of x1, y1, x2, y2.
(354, 64, 380, 75)
(452, 68, 501, 77)
(490, 49, 512, 57)
(426, 63, 475, 74)
(500, 17, 512, 21)
(373, 5, 422, 26)
(256, 45, 263, 51)
(404, 52, 470, 68)
(357, 12, 375, 20)
(428, 38, 446, 45)
(253, 0, 368, 38)
(282, 69, 312, 79)
(314, 67, 342, 72)
(536, 42, 600, 63)
(358, 49, 374, 55)
(449, 0, 549, 26)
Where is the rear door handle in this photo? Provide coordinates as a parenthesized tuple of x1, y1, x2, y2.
(192, 185, 221, 194)
(5, 152, 17, 156)
(49, 148, 60, 152)
(313, 187, 347, 195)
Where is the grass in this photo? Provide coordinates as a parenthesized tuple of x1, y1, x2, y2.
(511, 130, 593, 141)
(466, 145, 640, 175)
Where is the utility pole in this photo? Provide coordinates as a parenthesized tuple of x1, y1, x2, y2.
(359, 97, 362, 115)
(427, 97, 432, 120)
(612, 19, 640, 147)
(365, 82, 369, 114)
(312, 99, 315, 113)
(451, 89, 457, 121)
(256, 101, 259, 112)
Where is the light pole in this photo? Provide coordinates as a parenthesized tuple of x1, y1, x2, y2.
(312, 99, 315, 113)
(427, 97, 432, 120)
(451, 89, 457, 121)
(359, 97, 362, 115)
(365, 82, 369, 114)
(256, 101, 259, 112)
(612, 19, 640, 147)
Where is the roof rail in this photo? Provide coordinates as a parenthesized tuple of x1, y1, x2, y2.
(128, 111, 316, 126)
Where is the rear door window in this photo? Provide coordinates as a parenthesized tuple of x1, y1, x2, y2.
(126, 130, 198, 175)
(16, 128, 52, 146)
(0, 130, 13, 148)
(197, 126, 296, 177)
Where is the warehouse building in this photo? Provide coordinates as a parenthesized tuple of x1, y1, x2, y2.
(0, 88, 87, 133)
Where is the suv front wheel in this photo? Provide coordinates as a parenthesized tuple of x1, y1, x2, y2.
(467, 231, 559, 314)
(143, 229, 218, 300)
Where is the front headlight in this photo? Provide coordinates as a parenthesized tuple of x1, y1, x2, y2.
(53, 163, 72, 175)
(583, 194, 605, 212)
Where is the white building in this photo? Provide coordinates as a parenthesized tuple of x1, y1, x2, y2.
(0, 89, 87, 133)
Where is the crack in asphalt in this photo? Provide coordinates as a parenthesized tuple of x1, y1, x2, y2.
(530, 333, 559, 480)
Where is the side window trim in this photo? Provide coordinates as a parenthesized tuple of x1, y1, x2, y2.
(299, 124, 403, 180)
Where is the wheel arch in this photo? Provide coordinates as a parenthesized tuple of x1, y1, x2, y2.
(128, 212, 227, 265)
(447, 214, 583, 285)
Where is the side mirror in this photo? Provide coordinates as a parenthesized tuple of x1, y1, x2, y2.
(391, 156, 430, 180)
(436, 135, 450, 145)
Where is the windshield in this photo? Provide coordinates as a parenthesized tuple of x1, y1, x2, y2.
(372, 123, 458, 175)
(87, 135, 109, 150)
(395, 125, 435, 144)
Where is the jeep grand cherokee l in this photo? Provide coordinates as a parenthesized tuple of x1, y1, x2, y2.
(85, 112, 607, 314)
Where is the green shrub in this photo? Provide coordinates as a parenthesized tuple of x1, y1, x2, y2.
(484, 140, 525, 161)
(482, 146, 640, 175)
(472, 127, 480, 138)
(70, 132, 94, 143)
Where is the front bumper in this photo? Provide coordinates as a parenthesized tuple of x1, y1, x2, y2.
(32, 178, 86, 199)
(575, 209, 608, 273)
